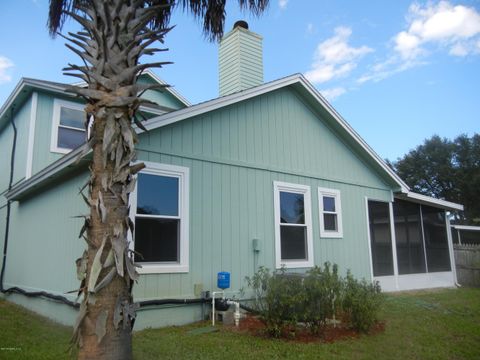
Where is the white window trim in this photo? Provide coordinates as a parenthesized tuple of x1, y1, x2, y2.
(129, 161, 190, 274)
(318, 187, 343, 238)
(25, 92, 38, 179)
(50, 98, 85, 154)
(273, 181, 314, 269)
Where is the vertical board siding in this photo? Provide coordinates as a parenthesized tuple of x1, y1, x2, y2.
(0, 97, 31, 192)
(32, 93, 69, 174)
(4, 85, 393, 325)
(130, 86, 394, 300)
(4, 173, 88, 296)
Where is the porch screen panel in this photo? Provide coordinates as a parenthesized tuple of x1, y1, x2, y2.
(393, 199, 426, 274)
(368, 200, 394, 276)
(422, 205, 451, 272)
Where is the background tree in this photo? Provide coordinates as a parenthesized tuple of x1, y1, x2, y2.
(392, 134, 480, 225)
(47, 1, 269, 359)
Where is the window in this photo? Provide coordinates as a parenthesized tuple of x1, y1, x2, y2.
(368, 200, 394, 277)
(130, 162, 189, 273)
(393, 199, 426, 275)
(51, 99, 86, 154)
(318, 188, 343, 238)
(422, 205, 451, 272)
(274, 181, 313, 269)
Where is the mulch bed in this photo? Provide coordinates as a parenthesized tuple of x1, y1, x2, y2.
(225, 314, 385, 343)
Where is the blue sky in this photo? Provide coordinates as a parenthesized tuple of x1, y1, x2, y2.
(0, 0, 478, 161)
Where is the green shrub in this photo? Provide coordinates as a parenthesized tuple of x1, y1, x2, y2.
(302, 263, 343, 334)
(244, 264, 384, 337)
(342, 271, 383, 333)
(245, 267, 304, 337)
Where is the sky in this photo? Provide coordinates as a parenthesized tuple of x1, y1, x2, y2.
(0, 0, 478, 161)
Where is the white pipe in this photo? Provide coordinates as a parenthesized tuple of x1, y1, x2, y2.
(211, 291, 242, 326)
(227, 300, 241, 327)
(211, 291, 224, 326)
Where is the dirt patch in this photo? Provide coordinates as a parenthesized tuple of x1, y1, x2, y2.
(225, 315, 385, 343)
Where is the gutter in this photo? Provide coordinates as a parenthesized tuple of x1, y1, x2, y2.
(394, 191, 464, 212)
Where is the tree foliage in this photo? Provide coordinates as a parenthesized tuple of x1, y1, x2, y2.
(392, 134, 480, 224)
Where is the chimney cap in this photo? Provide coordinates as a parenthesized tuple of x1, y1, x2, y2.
(233, 20, 249, 30)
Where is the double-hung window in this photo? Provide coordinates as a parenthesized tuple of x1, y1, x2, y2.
(51, 99, 86, 153)
(318, 187, 343, 238)
(130, 162, 189, 273)
(274, 181, 314, 268)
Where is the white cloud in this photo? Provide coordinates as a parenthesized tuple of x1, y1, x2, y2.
(395, 1, 480, 59)
(359, 1, 480, 85)
(320, 87, 346, 101)
(305, 26, 373, 84)
(0, 56, 14, 84)
(279, 0, 288, 10)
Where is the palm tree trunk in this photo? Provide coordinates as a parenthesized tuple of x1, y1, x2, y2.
(78, 109, 135, 359)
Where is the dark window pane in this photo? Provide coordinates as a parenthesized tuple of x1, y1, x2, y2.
(57, 127, 85, 149)
(323, 213, 338, 231)
(134, 218, 179, 262)
(280, 192, 304, 224)
(393, 199, 426, 275)
(280, 226, 307, 260)
(137, 174, 179, 216)
(368, 201, 394, 276)
(422, 206, 451, 272)
(323, 196, 336, 212)
(60, 107, 84, 129)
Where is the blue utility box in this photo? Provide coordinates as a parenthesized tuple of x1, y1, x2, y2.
(217, 272, 230, 290)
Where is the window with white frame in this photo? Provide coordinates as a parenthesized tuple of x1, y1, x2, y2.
(51, 99, 86, 153)
(318, 187, 343, 238)
(274, 181, 314, 268)
(130, 162, 189, 273)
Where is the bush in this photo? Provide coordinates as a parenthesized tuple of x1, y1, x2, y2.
(302, 263, 343, 334)
(245, 264, 384, 337)
(342, 271, 383, 333)
(245, 267, 303, 337)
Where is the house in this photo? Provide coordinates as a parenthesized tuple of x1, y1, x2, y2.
(0, 22, 463, 329)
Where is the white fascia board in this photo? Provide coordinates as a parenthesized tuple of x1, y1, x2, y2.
(452, 225, 480, 231)
(0, 79, 30, 126)
(395, 191, 464, 211)
(143, 74, 302, 132)
(143, 69, 191, 107)
(297, 75, 410, 193)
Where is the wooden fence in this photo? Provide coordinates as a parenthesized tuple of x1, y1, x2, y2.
(454, 244, 480, 287)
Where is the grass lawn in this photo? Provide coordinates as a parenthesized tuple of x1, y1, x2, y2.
(1, 288, 479, 359)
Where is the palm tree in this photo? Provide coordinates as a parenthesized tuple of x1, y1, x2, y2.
(47, 1, 269, 359)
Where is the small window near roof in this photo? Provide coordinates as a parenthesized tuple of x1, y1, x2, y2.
(51, 99, 85, 154)
(318, 187, 343, 238)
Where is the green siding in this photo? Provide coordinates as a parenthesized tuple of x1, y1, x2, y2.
(128, 87, 393, 301)
(31, 92, 75, 175)
(132, 153, 389, 301)
(0, 96, 31, 193)
(2, 85, 395, 328)
(4, 173, 88, 295)
(140, 88, 390, 190)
